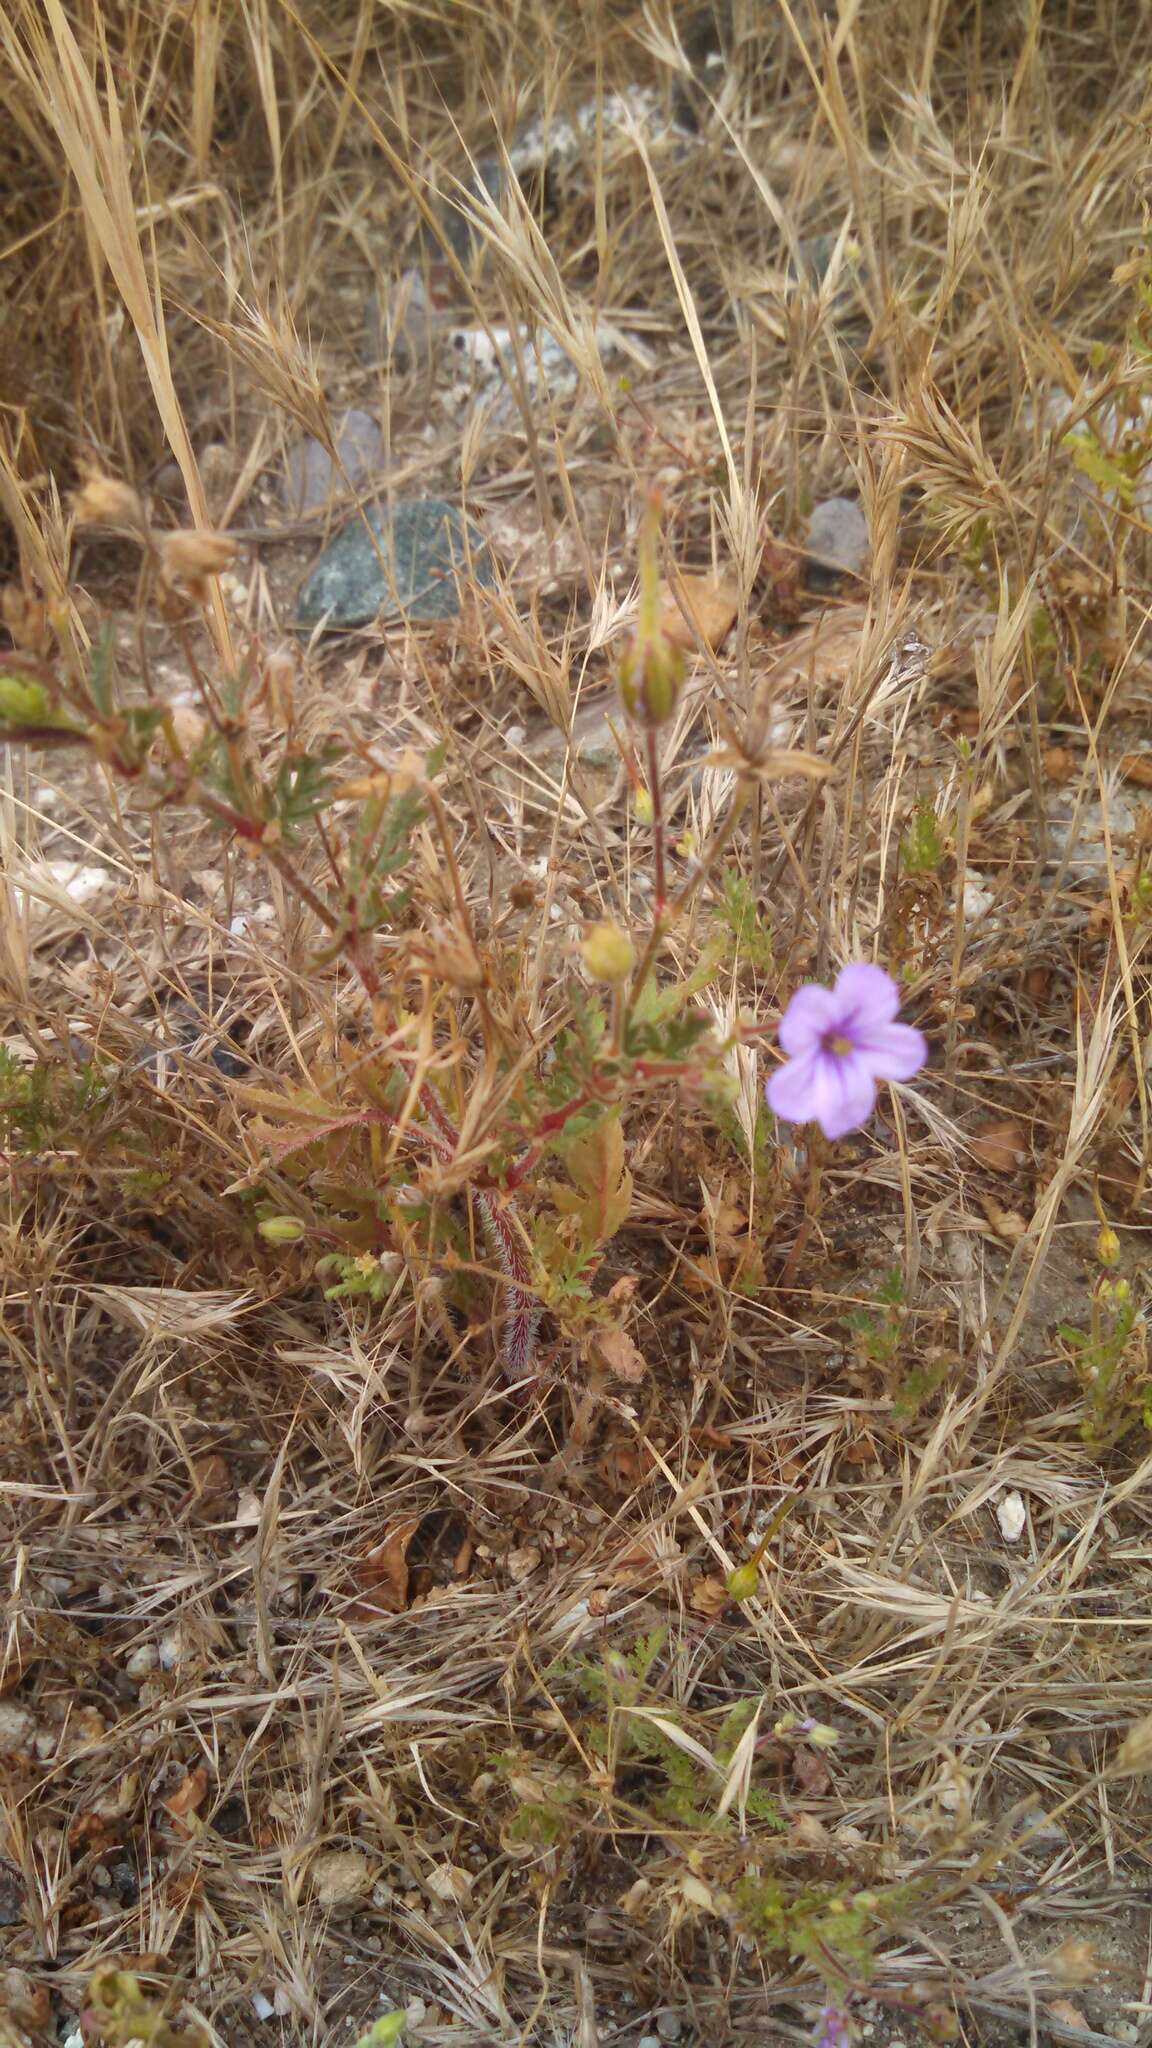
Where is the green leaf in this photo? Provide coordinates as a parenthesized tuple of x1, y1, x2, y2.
(88, 625, 116, 717)
(900, 802, 945, 876)
(273, 750, 337, 837)
(551, 1110, 633, 1249)
(351, 2016, 405, 2048)
(719, 867, 775, 971)
(1063, 426, 1137, 504)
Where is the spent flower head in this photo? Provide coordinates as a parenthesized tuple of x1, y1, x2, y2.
(767, 963, 926, 1141)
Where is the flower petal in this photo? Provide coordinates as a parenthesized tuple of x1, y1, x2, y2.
(777, 983, 839, 1056)
(767, 1048, 877, 1139)
(852, 1020, 928, 1082)
(834, 961, 901, 1030)
(804, 1051, 878, 1140)
(766, 1051, 822, 1122)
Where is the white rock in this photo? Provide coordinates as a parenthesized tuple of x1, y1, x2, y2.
(251, 1991, 275, 2021)
(997, 1490, 1027, 1543)
(804, 496, 869, 585)
(0, 1702, 34, 1751)
(125, 1642, 159, 1679)
(157, 1627, 183, 1670)
(962, 873, 994, 920)
(506, 1544, 541, 1583)
(11, 862, 113, 917)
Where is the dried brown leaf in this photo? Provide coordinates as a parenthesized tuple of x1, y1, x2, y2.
(164, 1765, 209, 1819)
(981, 1195, 1029, 1242)
(352, 1518, 420, 1617)
(970, 1119, 1028, 1173)
(688, 1573, 730, 1617)
(594, 1326, 647, 1383)
(659, 572, 739, 652)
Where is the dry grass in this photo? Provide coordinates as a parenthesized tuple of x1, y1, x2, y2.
(3, 2, 1152, 2046)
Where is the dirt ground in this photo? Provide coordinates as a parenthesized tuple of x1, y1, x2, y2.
(5, 4, 1152, 2048)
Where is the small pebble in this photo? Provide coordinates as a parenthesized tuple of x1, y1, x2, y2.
(997, 1490, 1027, 1544)
(656, 2013, 683, 2042)
(803, 495, 869, 590)
(157, 1627, 183, 1671)
(283, 409, 383, 516)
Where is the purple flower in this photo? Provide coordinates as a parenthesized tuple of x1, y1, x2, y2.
(766, 963, 926, 1141)
(814, 2004, 853, 2048)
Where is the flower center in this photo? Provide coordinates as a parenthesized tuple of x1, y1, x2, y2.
(824, 1031, 854, 1057)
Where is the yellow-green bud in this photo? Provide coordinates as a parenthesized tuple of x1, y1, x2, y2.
(633, 784, 654, 827)
(618, 631, 684, 729)
(581, 920, 636, 985)
(806, 1721, 840, 1748)
(1096, 1224, 1120, 1268)
(0, 673, 51, 725)
(726, 1560, 760, 1603)
(258, 1214, 306, 1243)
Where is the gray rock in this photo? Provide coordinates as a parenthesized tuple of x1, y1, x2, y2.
(803, 496, 869, 591)
(656, 2014, 683, 2042)
(296, 498, 494, 629)
(364, 267, 446, 374)
(283, 409, 383, 516)
(1045, 793, 1136, 877)
(437, 156, 506, 262)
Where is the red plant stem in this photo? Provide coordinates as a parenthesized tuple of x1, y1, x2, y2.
(645, 723, 666, 916)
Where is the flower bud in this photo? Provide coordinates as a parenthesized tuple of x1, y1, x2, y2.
(617, 630, 684, 729)
(581, 920, 636, 985)
(806, 1720, 840, 1748)
(0, 673, 51, 725)
(726, 1560, 760, 1603)
(1096, 1224, 1120, 1267)
(258, 1214, 306, 1243)
(617, 487, 684, 729)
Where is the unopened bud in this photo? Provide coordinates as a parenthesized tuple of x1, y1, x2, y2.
(258, 1214, 306, 1243)
(1096, 1224, 1120, 1267)
(617, 487, 684, 728)
(0, 673, 51, 725)
(617, 630, 684, 728)
(726, 1561, 760, 1603)
(581, 920, 636, 985)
